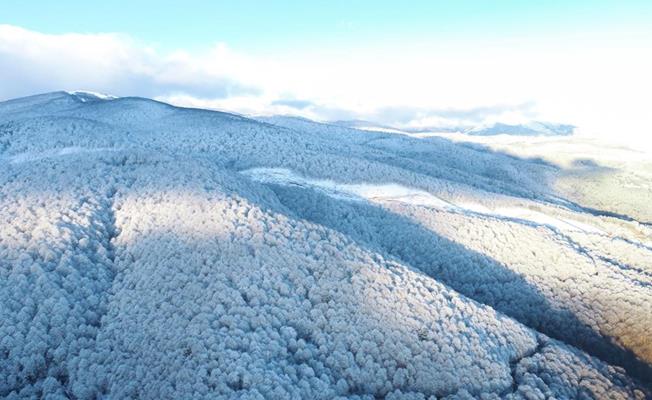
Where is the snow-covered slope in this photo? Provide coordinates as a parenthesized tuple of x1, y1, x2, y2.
(331, 120, 409, 134)
(1, 92, 650, 399)
(328, 120, 575, 137)
(466, 122, 575, 137)
(66, 90, 119, 102)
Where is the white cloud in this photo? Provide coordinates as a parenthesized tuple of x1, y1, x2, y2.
(1, 24, 651, 147)
(0, 25, 257, 100)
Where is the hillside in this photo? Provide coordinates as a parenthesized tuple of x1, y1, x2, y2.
(1, 92, 650, 399)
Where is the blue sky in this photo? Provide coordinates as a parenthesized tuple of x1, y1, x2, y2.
(3, 1, 651, 52)
(1, 1, 652, 143)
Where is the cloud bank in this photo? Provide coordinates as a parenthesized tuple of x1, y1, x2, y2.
(0, 25, 258, 100)
(1, 24, 651, 145)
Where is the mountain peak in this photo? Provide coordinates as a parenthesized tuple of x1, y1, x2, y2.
(67, 90, 118, 102)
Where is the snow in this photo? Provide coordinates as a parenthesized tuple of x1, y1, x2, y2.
(465, 121, 574, 137)
(242, 167, 456, 209)
(0, 91, 650, 399)
(328, 120, 575, 138)
(458, 203, 605, 234)
(243, 167, 603, 234)
(67, 90, 118, 102)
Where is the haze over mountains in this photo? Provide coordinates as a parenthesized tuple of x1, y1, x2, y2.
(331, 119, 575, 137)
(1, 91, 651, 399)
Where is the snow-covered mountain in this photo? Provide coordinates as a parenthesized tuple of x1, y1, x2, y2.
(466, 121, 575, 136)
(66, 90, 119, 103)
(331, 119, 409, 134)
(1, 91, 650, 399)
(329, 120, 575, 137)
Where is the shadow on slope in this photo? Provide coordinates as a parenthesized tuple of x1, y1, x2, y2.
(63, 159, 651, 398)
(2, 91, 651, 395)
(1, 151, 649, 398)
(263, 181, 652, 387)
(0, 156, 537, 398)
